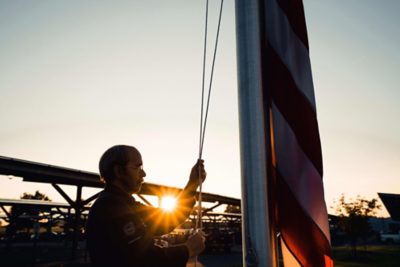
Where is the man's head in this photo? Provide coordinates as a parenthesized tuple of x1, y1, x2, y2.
(99, 145, 146, 194)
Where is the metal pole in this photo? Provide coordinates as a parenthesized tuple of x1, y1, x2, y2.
(72, 185, 82, 259)
(235, 0, 276, 266)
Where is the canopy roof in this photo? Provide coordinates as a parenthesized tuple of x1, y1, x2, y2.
(0, 156, 240, 206)
(378, 193, 400, 221)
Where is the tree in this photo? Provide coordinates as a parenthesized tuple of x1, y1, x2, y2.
(6, 191, 52, 239)
(224, 205, 241, 214)
(20, 191, 51, 201)
(333, 194, 381, 256)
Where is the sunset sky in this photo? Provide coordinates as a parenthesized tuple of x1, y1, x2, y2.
(0, 1, 399, 217)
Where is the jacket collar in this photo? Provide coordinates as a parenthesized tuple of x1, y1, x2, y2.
(104, 184, 136, 203)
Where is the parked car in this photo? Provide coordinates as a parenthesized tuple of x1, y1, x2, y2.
(380, 231, 400, 244)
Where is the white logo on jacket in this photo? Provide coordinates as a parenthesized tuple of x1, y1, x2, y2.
(123, 221, 136, 236)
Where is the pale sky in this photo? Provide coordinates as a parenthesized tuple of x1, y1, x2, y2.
(0, 0, 399, 217)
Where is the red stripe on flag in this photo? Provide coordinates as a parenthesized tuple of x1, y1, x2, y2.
(325, 255, 334, 267)
(262, 45, 323, 177)
(277, 170, 332, 266)
(275, 0, 309, 49)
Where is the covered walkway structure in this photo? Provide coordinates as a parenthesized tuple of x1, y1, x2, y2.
(0, 156, 241, 258)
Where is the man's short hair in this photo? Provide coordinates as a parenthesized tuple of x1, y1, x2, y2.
(99, 145, 135, 182)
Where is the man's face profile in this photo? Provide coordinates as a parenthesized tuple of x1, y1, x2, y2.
(116, 148, 146, 194)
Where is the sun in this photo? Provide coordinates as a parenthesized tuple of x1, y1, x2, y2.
(160, 196, 177, 212)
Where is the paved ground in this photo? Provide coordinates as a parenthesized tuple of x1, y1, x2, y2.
(198, 252, 242, 267)
(1, 241, 243, 267)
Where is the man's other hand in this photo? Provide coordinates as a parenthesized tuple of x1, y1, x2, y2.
(185, 230, 206, 258)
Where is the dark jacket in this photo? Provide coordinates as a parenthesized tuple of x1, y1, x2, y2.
(86, 185, 196, 267)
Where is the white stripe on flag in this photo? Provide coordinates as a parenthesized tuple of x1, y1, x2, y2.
(272, 102, 330, 239)
(265, 0, 316, 109)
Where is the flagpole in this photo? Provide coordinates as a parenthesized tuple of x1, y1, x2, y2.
(235, 0, 277, 266)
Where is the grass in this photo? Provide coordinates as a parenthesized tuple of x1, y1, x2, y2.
(332, 245, 400, 267)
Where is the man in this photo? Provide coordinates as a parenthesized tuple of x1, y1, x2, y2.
(86, 145, 206, 267)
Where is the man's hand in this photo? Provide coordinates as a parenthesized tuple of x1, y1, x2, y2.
(185, 230, 206, 258)
(189, 159, 206, 187)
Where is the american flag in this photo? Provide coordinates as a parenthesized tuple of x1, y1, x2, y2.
(260, 0, 332, 266)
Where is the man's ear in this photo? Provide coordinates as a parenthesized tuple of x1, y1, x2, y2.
(113, 165, 125, 179)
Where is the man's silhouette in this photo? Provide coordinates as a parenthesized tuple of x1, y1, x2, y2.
(86, 145, 206, 267)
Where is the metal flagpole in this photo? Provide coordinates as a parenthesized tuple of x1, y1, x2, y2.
(235, 0, 277, 266)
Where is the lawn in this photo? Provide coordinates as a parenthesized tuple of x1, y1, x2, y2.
(332, 245, 400, 267)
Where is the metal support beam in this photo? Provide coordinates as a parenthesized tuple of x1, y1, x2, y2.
(55, 207, 65, 219)
(204, 202, 222, 213)
(52, 183, 74, 207)
(51, 183, 84, 259)
(81, 191, 101, 206)
(65, 208, 71, 237)
(72, 186, 82, 259)
(0, 205, 11, 219)
(137, 194, 154, 207)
